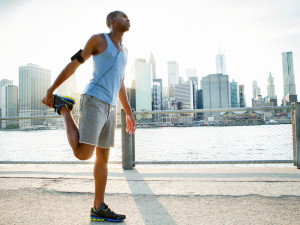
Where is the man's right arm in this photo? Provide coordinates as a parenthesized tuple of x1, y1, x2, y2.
(42, 34, 102, 108)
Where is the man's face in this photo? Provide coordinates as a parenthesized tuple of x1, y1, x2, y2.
(114, 12, 130, 32)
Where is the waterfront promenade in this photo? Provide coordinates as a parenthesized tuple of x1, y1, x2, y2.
(1, 165, 300, 224)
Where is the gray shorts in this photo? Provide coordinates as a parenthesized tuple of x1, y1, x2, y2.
(79, 94, 116, 148)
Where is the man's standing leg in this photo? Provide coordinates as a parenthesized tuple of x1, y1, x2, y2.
(94, 147, 110, 209)
(90, 147, 126, 222)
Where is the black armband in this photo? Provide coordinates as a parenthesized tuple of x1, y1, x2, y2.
(71, 49, 85, 64)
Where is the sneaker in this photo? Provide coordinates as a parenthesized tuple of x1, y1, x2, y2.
(53, 94, 76, 115)
(90, 203, 126, 222)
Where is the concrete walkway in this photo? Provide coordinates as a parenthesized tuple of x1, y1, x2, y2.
(1, 165, 300, 224)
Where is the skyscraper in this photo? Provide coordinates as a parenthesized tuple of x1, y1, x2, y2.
(189, 79, 197, 109)
(168, 61, 179, 97)
(188, 76, 199, 90)
(131, 59, 152, 119)
(129, 80, 136, 111)
(149, 52, 156, 79)
(153, 79, 162, 111)
(202, 74, 230, 109)
(267, 72, 276, 98)
(175, 81, 194, 111)
(239, 85, 246, 107)
(186, 68, 198, 95)
(230, 79, 240, 108)
(282, 52, 297, 105)
(252, 80, 261, 99)
(216, 52, 226, 74)
(0, 79, 13, 118)
(153, 79, 163, 122)
(19, 63, 51, 126)
(1, 84, 18, 128)
(196, 89, 203, 120)
(252, 80, 263, 107)
(267, 72, 277, 106)
(0, 79, 13, 89)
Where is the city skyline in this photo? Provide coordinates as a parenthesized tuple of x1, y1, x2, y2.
(0, 0, 299, 105)
(0, 51, 297, 114)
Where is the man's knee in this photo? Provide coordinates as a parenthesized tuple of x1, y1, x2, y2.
(74, 150, 94, 161)
(96, 148, 110, 164)
(74, 144, 95, 160)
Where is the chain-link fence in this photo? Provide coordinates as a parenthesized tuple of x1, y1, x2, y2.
(0, 105, 299, 166)
(132, 106, 296, 165)
(0, 115, 122, 164)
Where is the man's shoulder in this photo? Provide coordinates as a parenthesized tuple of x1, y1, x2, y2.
(89, 33, 106, 43)
(86, 33, 108, 55)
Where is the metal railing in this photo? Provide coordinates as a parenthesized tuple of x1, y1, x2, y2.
(122, 103, 300, 169)
(1, 103, 299, 169)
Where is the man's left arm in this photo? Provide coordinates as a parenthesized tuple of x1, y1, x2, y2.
(119, 78, 136, 134)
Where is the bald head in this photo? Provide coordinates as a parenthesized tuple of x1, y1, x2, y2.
(106, 11, 123, 28)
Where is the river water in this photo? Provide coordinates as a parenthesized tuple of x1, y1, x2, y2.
(0, 124, 293, 164)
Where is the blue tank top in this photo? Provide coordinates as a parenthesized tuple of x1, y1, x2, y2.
(83, 33, 127, 106)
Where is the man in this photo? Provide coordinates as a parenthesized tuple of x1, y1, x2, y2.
(42, 11, 136, 222)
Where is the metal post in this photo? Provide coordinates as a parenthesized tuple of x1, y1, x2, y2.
(132, 132, 135, 167)
(121, 109, 133, 170)
(132, 110, 136, 167)
(295, 102, 300, 169)
(292, 103, 296, 166)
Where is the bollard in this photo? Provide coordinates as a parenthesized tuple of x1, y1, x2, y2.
(295, 102, 300, 169)
(121, 109, 133, 170)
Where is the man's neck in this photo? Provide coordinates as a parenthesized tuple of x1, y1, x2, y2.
(109, 30, 124, 44)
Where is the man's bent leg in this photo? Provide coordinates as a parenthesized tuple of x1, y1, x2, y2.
(60, 106, 94, 160)
(94, 147, 110, 210)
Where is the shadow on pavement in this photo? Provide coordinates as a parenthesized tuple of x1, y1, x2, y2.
(124, 168, 177, 225)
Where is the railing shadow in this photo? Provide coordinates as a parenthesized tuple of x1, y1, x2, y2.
(124, 168, 177, 225)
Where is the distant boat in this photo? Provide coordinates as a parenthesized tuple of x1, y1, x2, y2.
(266, 120, 279, 125)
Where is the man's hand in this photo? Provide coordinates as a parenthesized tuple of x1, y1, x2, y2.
(126, 114, 136, 134)
(41, 90, 54, 108)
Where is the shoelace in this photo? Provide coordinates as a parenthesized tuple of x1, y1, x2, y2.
(103, 206, 114, 214)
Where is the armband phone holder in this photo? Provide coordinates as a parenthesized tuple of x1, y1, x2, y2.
(71, 49, 85, 64)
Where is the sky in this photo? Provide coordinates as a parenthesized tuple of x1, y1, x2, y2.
(0, 0, 300, 105)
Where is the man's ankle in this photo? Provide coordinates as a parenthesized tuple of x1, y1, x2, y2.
(60, 105, 69, 115)
(94, 202, 104, 210)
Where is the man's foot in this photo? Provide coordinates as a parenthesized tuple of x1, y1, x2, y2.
(90, 203, 126, 222)
(53, 94, 76, 115)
